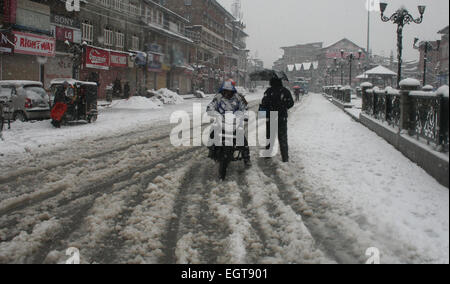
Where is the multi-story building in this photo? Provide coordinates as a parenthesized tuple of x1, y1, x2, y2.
(1, 0, 195, 98)
(316, 38, 367, 87)
(273, 42, 322, 90)
(1, 0, 56, 83)
(80, 0, 194, 97)
(164, 0, 248, 93)
(416, 39, 441, 86)
(437, 26, 449, 85)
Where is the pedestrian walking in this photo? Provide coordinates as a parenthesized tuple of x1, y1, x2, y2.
(259, 77, 294, 162)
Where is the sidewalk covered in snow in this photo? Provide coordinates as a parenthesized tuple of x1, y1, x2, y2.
(284, 93, 449, 263)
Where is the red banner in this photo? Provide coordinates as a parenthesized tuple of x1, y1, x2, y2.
(110, 51, 128, 68)
(85, 46, 109, 70)
(55, 26, 74, 42)
(13, 31, 55, 57)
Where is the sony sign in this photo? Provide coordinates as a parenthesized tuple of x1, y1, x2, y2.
(51, 14, 81, 29)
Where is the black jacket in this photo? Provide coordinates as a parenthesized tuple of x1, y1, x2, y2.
(260, 87, 294, 118)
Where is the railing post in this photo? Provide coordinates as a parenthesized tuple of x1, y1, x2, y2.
(438, 92, 449, 150)
(399, 79, 421, 134)
(361, 83, 373, 113)
(373, 90, 378, 117)
(386, 92, 392, 123)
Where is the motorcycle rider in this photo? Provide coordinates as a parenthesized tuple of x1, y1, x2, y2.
(207, 80, 251, 166)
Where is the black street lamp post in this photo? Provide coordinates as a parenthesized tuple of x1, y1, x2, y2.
(65, 40, 87, 80)
(414, 38, 441, 86)
(343, 49, 363, 87)
(379, 3, 426, 88)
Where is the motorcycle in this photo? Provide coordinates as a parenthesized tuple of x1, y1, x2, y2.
(209, 113, 247, 180)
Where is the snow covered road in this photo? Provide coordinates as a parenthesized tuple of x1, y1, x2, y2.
(0, 92, 448, 264)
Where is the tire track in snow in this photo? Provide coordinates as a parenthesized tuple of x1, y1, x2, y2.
(3, 148, 202, 263)
(0, 147, 202, 244)
(256, 158, 361, 263)
(245, 159, 330, 264)
(162, 160, 231, 264)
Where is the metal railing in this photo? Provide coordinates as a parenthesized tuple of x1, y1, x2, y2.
(409, 90, 448, 150)
(322, 85, 351, 103)
(362, 83, 449, 152)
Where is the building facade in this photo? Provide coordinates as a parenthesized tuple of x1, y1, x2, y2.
(1, 0, 249, 97)
(437, 26, 449, 86)
(164, 0, 249, 93)
(316, 38, 367, 88)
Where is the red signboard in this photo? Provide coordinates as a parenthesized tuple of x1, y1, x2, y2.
(110, 51, 128, 68)
(0, 31, 14, 54)
(13, 31, 55, 57)
(326, 51, 366, 59)
(55, 26, 74, 42)
(85, 46, 110, 70)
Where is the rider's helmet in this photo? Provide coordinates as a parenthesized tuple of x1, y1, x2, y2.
(219, 80, 237, 99)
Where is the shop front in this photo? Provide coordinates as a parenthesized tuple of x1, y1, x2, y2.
(81, 45, 131, 99)
(1, 31, 55, 82)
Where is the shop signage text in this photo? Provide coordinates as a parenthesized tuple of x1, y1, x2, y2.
(13, 31, 55, 57)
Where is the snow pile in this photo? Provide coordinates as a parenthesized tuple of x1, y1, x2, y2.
(110, 96, 162, 110)
(152, 88, 185, 105)
(0, 218, 61, 263)
(437, 85, 449, 98)
(194, 90, 206, 98)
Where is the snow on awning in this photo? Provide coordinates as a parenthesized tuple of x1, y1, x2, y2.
(365, 65, 397, 76)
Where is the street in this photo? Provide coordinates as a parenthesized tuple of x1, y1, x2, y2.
(0, 92, 447, 264)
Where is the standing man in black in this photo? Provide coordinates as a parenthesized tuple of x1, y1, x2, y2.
(259, 77, 294, 162)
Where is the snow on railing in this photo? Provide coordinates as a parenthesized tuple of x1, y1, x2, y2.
(322, 85, 352, 103)
(361, 80, 449, 152)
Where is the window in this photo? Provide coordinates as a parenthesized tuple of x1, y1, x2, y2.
(82, 22, 93, 43)
(132, 35, 139, 50)
(99, 0, 110, 7)
(104, 28, 114, 46)
(116, 32, 124, 48)
(157, 11, 163, 25)
(146, 7, 152, 23)
(112, 0, 124, 11)
(130, 3, 140, 15)
(184, 0, 192, 5)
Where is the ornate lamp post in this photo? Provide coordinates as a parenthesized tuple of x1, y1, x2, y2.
(342, 49, 363, 87)
(414, 37, 440, 86)
(65, 40, 87, 80)
(379, 3, 426, 87)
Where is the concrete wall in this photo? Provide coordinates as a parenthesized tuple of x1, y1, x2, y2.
(360, 113, 449, 188)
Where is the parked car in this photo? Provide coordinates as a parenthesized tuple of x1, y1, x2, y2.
(0, 81, 51, 121)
